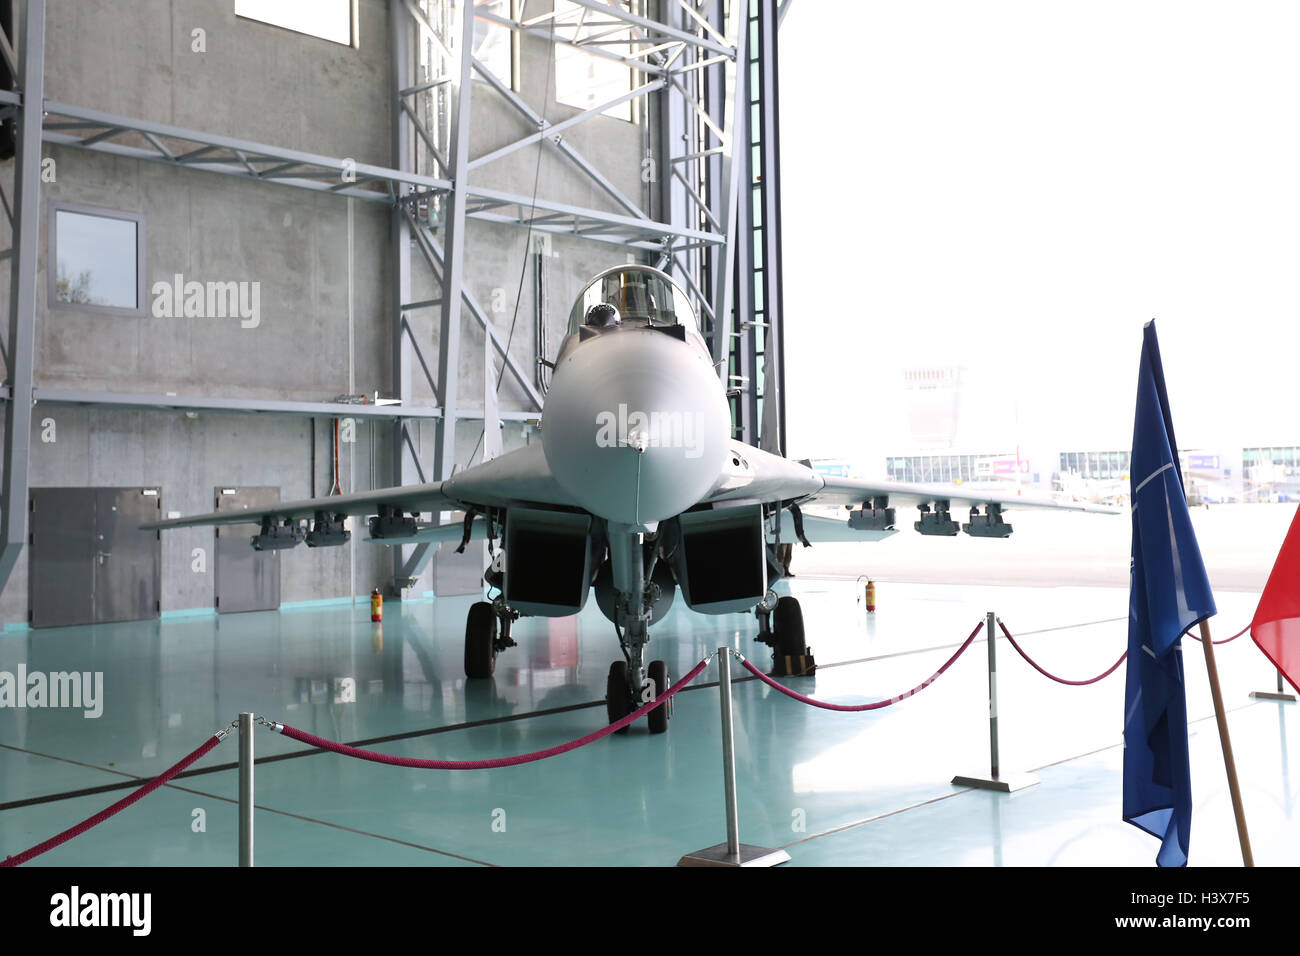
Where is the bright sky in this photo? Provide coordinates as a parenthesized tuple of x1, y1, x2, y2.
(779, 1, 1300, 467)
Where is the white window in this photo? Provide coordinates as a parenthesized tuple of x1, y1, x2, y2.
(553, 0, 635, 121)
(236, 0, 355, 47)
(49, 206, 145, 315)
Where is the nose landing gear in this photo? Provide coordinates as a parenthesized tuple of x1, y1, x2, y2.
(606, 657, 671, 734)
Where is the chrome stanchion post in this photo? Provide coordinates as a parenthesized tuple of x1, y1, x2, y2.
(239, 712, 254, 867)
(987, 609, 999, 779)
(952, 612, 1039, 793)
(719, 648, 741, 857)
(679, 649, 790, 867)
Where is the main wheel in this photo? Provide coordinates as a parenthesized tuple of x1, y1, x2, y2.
(647, 660, 670, 735)
(606, 660, 634, 734)
(464, 602, 498, 679)
(772, 595, 806, 657)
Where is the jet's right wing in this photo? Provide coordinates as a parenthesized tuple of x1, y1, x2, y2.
(142, 442, 578, 538)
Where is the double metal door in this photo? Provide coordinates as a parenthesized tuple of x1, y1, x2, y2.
(29, 487, 162, 628)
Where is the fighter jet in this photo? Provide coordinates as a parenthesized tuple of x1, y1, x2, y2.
(146, 265, 1115, 735)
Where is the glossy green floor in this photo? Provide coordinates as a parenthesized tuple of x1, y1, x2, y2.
(0, 578, 1294, 866)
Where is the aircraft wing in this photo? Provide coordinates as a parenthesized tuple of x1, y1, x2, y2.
(142, 442, 576, 532)
(701, 442, 1118, 517)
(140, 483, 454, 530)
(808, 475, 1120, 515)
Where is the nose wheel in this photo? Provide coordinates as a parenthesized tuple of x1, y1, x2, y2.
(606, 659, 671, 734)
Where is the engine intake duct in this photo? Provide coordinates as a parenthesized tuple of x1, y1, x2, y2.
(503, 507, 596, 617)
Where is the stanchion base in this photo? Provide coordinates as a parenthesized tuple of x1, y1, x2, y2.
(952, 772, 1040, 793)
(677, 842, 792, 867)
(1250, 690, 1296, 702)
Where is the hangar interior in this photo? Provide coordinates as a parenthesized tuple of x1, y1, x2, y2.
(0, 0, 1296, 869)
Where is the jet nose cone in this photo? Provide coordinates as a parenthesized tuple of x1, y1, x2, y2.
(542, 328, 730, 525)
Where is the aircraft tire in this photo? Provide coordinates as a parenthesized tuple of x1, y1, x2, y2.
(773, 596, 806, 657)
(607, 660, 634, 734)
(647, 660, 670, 734)
(464, 602, 498, 679)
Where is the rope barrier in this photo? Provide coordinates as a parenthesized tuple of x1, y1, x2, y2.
(736, 621, 984, 711)
(998, 620, 1126, 686)
(273, 657, 712, 769)
(0, 610, 1236, 866)
(1, 731, 226, 867)
(1186, 623, 1250, 645)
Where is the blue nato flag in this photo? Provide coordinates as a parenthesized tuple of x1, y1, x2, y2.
(1123, 321, 1216, 867)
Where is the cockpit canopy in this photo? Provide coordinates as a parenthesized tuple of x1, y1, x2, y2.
(567, 265, 700, 337)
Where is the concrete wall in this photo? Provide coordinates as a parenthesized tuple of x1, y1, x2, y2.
(0, 0, 658, 623)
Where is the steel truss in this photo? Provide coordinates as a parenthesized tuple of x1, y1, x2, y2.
(387, 0, 749, 589)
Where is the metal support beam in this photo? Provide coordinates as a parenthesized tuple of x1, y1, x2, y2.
(433, 2, 476, 481)
(406, 210, 545, 411)
(468, 78, 665, 170)
(391, 0, 424, 594)
(470, 55, 647, 220)
(28, 388, 445, 420)
(41, 101, 452, 201)
(566, 0, 735, 56)
(721, 4, 754, 440)
(754, 0, 788, 456)
(0, 0, 45, 600)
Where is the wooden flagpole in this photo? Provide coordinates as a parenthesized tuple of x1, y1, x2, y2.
(1198, 619, 1253, 866)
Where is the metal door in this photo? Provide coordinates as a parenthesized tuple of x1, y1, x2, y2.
(29, 488, 96, 628)
(92, 488, 162, 624)
(214, 487, 281, 613)
(29, 487, 162, 628)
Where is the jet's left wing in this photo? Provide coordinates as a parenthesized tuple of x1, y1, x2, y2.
(810, 474, 1119, 515)
(699, 441, 1117, 543)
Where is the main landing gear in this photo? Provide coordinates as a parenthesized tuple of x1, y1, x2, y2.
(756, 593, 813, 676)
(464, 599, 518, 679)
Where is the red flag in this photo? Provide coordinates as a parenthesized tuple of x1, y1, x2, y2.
(1252, 505, 1300, 694)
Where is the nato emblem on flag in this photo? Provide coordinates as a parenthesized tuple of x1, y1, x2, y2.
(1123, 321, 1216, 867)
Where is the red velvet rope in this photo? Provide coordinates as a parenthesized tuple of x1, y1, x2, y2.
(737, 621, 985, 711)
(1, 734, 223, 867)
(998, 620, 1126, 686)
(278, 657, 711, 769)
(1185, 623, 1249, 645)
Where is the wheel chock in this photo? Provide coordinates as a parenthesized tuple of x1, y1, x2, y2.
(770, 649, 816, 678)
